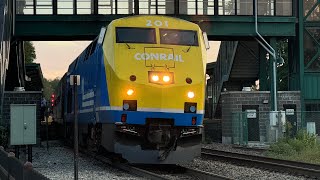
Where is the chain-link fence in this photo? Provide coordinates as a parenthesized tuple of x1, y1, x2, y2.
(232, 111, 320, 146)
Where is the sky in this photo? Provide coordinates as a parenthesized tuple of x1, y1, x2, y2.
(33, 41, 220, 80)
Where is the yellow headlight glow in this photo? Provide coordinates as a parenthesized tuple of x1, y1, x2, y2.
(187, 91, 195, 99)
(152, 75, 159, 82)
(163, 75, 170, 82)
(148, 71, 174, 84)
(127, 89, 134, 96)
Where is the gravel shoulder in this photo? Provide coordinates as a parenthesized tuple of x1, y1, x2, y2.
(32, 141, 143, 180)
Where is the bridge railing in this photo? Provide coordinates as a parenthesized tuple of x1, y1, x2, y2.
(15, 0, 294, 16)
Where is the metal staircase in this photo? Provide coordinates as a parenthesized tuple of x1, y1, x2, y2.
(213, 41, 260, 118)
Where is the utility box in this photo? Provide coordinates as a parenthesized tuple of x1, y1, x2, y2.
(10, 104, 37, 145)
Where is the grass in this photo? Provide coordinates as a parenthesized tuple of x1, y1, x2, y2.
(266, 130, 320, 165)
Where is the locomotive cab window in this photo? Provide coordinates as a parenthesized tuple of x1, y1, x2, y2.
(116, 27, 156, 44)
(160, 29, 198, 46)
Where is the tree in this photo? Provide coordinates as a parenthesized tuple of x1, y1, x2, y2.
(277, 39, 289, 91)
(43, 77, 61, 100)
(24, 41, 36, 64)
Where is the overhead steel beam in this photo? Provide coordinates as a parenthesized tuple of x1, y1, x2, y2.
(14, 15, 296, 41)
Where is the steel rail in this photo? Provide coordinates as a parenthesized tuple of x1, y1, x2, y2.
(135, 164, 232, 180)
(87, 153, 169, 180)
(181, 165, 232, 180)
(201, 148, 320, 178)
(76, 145, 168, 180)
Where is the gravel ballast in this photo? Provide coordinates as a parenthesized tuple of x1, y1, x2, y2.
(183, 157, 313, 180)
(31, 141, 143, 180)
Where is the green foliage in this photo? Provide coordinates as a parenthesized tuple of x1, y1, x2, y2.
(24, 41, 36, 64)
(0, 126, 8, 148)
(267, 130, 320, 164)
(277, 39, 289, 91)
(43, 77, 60, 100)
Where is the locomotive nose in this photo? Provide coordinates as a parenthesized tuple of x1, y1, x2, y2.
(143, 47, 177, 68)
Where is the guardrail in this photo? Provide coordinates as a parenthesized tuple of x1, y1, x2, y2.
(0, 146, 49, 180)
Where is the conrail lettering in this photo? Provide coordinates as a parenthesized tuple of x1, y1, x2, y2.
(134, 53, 184, 62)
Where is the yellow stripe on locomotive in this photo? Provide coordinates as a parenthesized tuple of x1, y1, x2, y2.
(103, 15, 207, 112)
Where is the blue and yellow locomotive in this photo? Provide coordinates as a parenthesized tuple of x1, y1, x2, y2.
(53, 15, 209, 164)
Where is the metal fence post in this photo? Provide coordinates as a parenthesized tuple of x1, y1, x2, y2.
(23, 161, 33, 180)
(7, 152, 14, 180)
(71, 75, 80, 180)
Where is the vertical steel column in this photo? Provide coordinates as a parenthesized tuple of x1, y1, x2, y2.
(298, 0, 305, 123)
(174, 0, 179, 15)
(254, 0, 278, 112)
(274, 0, 277, 16)
(33, 0, 36, 14)
(252, 0, 255, 16)
(53, 0, 57, 15)
(156, 0, 158, 14)
(196, 0, 198, 15)
(134, 0, 139, 14)
(93, 0, 98, 15)
(235, 0, 237, 15)
(115, 0, 118, 14)
(73, 0, 77, 14)
(214, 0, 218, 15)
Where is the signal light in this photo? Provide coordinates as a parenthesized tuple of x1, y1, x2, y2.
(192, 117, 197, 125)
(51, 93, 55, 107)
(121, 114, 127, 123)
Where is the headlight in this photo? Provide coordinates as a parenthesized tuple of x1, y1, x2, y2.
(148, 71, 174, 84)
(127, 89, 134, 96)
(187, 91, 195, 99)
(152, 75, 159, 82)
(163, 75, 170, 82)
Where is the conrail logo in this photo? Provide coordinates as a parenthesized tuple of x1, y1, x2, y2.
(134, 53, 184, 62)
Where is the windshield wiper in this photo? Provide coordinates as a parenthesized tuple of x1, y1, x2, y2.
(126, 43, 135, 49)
(183, 34, 196, 53)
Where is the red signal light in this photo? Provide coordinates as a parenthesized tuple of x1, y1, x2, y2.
(191, 117, 197, 125)
(121, 114, 127, 123)
(51, 94, 55, 98)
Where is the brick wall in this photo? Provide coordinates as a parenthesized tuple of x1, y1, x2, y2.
(203, 119, 222, 143)
(2, 91, 42, 145)
(221, 91, 301, 144)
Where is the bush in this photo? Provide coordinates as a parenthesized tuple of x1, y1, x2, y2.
(267, 129, 320, 164)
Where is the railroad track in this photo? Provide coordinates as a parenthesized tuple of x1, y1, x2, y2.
(134, 164, 232, 180)
(201, 148, 320, 179)
(83, 147, 231, 180)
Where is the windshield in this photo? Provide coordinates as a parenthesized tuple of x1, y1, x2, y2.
(160, 29, 198, 46)
(116, 27, 156, 44)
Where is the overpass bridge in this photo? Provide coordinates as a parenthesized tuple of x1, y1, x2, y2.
(1, 0, 320, 131)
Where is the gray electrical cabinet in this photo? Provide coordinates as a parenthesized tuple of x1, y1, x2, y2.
(10, 104, 37, 145)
